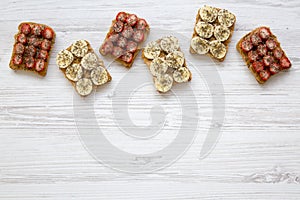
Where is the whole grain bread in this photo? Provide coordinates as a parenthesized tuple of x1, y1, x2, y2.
(59, 40, 112, 95)
(236, 27, 291, 84)
(100, 12, 150, 68)
(9, 22, 56, 77)
(142, 37, 192, 93)
(190, 6, 236, 62)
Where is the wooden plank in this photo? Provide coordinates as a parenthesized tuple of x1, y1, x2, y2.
(0, 0, 299, 199)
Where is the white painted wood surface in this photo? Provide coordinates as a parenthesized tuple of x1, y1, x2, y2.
(0, 0, 300, 199)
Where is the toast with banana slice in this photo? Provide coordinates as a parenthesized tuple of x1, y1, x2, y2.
(237, 27, 292, 84)
(100, 12, 150, 68)
(9, 22, 56, 77)
(56, 40, 112, 97)
(190, 5, 236, 62)
(142, 36, 192, 93)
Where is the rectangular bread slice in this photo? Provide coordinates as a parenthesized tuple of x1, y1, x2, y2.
(142, 36, 192, 93)
(190, 5, 236, 62)
(236, 26, 292, 84)
(100, 12, 150, 68)
(10, 22, 56, 77)
(58, 40, 112, 97)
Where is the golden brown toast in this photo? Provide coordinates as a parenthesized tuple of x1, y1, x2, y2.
(190, 6, 236, 62)
(9, 22, 56, 77)
(236, 26, 292, 84)
(100, 12, 150, 68)
(58, 40, 112, 97)
(142, 36, 192, 93)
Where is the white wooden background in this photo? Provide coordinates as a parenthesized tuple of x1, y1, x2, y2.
(0, 0, 300, 199)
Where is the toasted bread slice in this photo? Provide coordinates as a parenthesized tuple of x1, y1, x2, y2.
(9, 22, 56, 77)
(100, 12, 150, 68)
(190, 5, 236, 62)
(142, 36, 192, 93)
(57, 40, 112, 97)
(236, 26, 292, 84)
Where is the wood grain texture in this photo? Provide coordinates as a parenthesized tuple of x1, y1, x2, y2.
(0, 0, 299, 199)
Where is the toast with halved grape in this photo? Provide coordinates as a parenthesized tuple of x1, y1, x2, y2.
(190, 5, 236, 62)
(237, 27, 292, 84)
(9, 22, 56, 77)
(56, 40, 112, 97)
(100, 12, 150, 68)
(142, 36, 192, 93)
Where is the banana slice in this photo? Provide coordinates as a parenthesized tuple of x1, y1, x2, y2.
(199, 5, 218, 23)
(173, 67, 190, 83)
(150, 57, 168, 77)
(209, 40, 227, 59)
(56, 50, 74, 69)
(214, 25, 231, 42)
(160, 36, 179, 54)
(65, 63, 83, 82)
(81, 53, 99, 71)
(190, 37, 210, 55)
(76, 78, 93, 96)
(218, 9, 236, 28)
(154, 74, 173, 93)
(166, 51, 185, 69)
(169, 36, 180, 51)
(160, 37, 171, 53)
(195, 22, 214, 39)
(71, 40, 88, 58)
(144, 41, 161, 59)
(91, 66, 109, 86)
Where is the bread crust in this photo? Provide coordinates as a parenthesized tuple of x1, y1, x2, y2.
(236, 26, 291, 84)
(59, 40, 112, 96)
(100, 13, 150, 68)
(190, 6, 236, 62)
(9, 22, 56, 77)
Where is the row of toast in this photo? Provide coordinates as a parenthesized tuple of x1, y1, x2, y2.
(9, 6, 292, 96)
